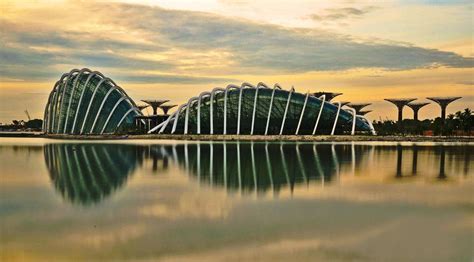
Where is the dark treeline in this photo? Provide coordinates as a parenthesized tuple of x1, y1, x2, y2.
(373, 108, 473, 136)
(0, 119, 43, 131)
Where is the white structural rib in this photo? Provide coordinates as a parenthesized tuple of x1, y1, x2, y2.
(265, 84, 281, 135)
(64, 68, 90, 133)
(50, 73, 70, 133)
(331, 101, 342, 135)
(145, 82, 376, 136)
(223, 84, 239, 134)
(279, 88, 295, 135)
(363, 116, 377, 135)
(237, 83, 255, 135)
(312, 95, 326, 135)
(197, 92, 211, 134)
(147, 101, 182, 134)
(147, 107, 176, 134)
(209, 87, 225, 134)
(347, 108, 357, 135)
(89, 87, 118, 133)
(114, 108, 138, 133)
(295, 92, 310, 135)
(100, 97, 127, 134)
(79, 77, 110, 134)
(51, 78, 67, 132)
(49, 83, 61, 131)
(43, 80, 62, 132)
(56, 69, 79, 133)
(237, 86, 244, 135)
(46, 68, 142, 135)
(172, 104, 188, 134)
(149, 119, 167, 134)
(71, 71, 104, 134)
(251, 82, 269, 135)
(43, 82, 59, 132)
(51, 81, 65, 131)
(53, 79, 68, 133)
(161, 111, 178, 134)
(184, 97, 198, 134)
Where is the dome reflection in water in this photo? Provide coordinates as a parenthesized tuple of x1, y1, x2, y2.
(44, 144, 141, 205)
(44, 142, 471, 205)
(172, 143, 357, 194)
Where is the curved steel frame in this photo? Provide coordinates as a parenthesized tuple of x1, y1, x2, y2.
(64, 68, 90, 133)
(295, 92, 309, 135)
(237, 83, 256, 134)
(148, 83, 375, 136)
(100, 97, 126, 134)
(251, 82, 269, 135)
(197, 92, 212, 134)
(56, 69, 80, 133)
(279, 87, 295, 135)
(43, 68, 142, 135)
(210, 87, 225, 134)
(71, 70, 105, 133)
(223, 84, 240, 135)
(330, 101, 342, 135)
(89, 87, 118, 134)
(79, 77, 109, 134)
(265, 84, 282, 135)
(312, 95, 326, 135)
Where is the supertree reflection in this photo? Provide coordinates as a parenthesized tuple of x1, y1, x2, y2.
(43, 142, 471, 205)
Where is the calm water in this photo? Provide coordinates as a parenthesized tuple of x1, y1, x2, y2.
(0, 138, 473, 261)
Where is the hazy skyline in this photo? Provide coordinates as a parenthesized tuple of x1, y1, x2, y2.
(0, 0, 472, 123)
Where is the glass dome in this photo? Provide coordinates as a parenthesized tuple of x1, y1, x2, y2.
(43, 68, 142, 134)
(150, 83, 375, 135)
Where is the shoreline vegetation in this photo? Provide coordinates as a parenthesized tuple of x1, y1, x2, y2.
(1, 132, 473, 142)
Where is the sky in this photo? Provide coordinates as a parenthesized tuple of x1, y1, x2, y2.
(0, 0, 472, 123)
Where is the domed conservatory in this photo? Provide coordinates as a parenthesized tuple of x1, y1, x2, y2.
(43, 68, 142, 134)
(149, 83, 375, 135)
(43, 69, 375, 136)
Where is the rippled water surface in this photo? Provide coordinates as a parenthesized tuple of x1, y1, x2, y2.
(0, 138, 473, 261)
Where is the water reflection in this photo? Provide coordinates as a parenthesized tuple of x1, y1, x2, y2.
(173, 143, 370, 194)
(42, 142, 472, 205)
(44, 144, 141, 205)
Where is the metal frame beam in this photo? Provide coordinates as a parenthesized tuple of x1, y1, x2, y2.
(312, 95, 326, 135)
(295, 92, 309, 135)
(331, 101, 342, 135)
(280, 87, 295, 135)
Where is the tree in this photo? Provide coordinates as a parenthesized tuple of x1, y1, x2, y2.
(372, 108, 472, 136)
(25, 119, 43, 129)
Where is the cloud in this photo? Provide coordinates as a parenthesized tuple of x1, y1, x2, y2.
(456, 80, 474, 85)
(310, 6, 378, 21)
(114, 74, 236, 84)
(0, 2, 472, 84)
(218, 0, 252, 6)
(400, 0, 471, 5)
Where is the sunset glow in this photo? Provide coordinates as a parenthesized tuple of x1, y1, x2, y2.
(1, 0, 472, 123)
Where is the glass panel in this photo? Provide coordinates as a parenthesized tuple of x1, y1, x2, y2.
(92, 90, 121, 134)
(82, 81, 114, 133)
(73, 75, 102, 134)
(103, 100, 129, 134)
(64, 72, 89, 133)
